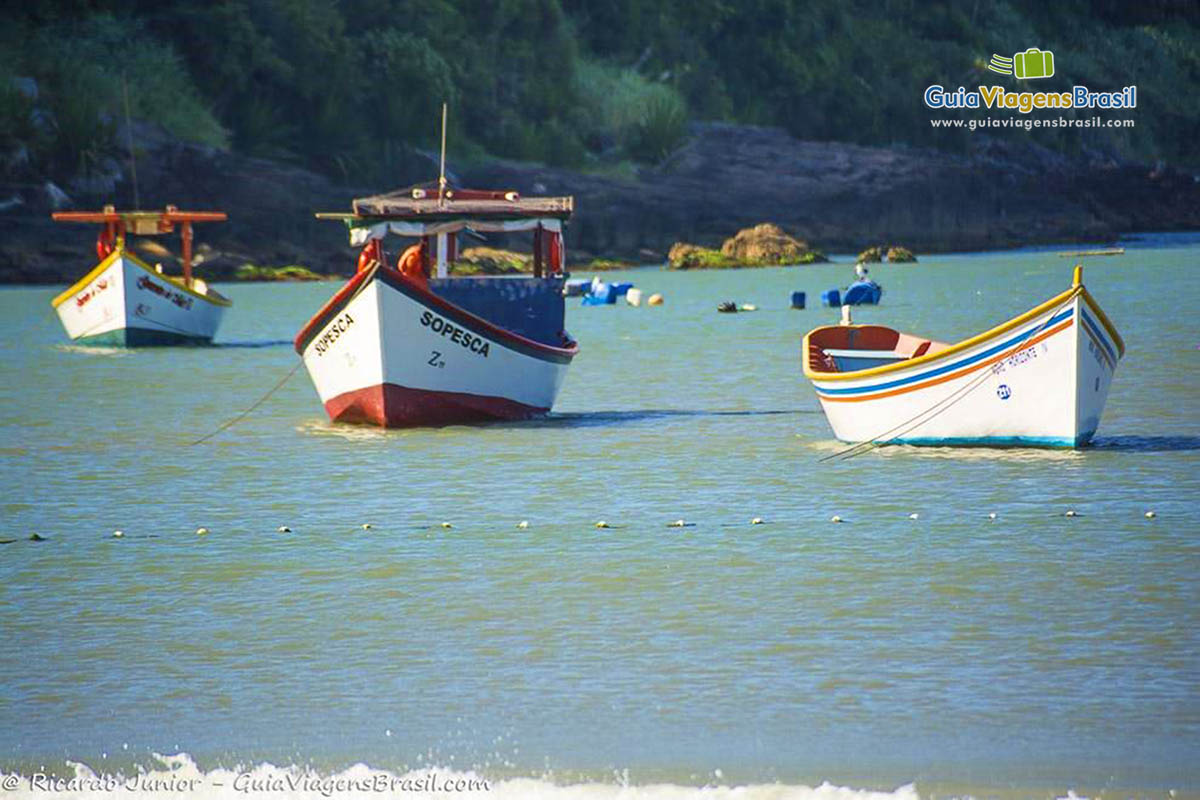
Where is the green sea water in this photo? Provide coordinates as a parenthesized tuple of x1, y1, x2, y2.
(0, 237, 1197, 799)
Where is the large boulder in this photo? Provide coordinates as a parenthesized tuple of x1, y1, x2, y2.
(667, 242, 741, 269)
(857, 246, 883, 263)
(859, 244, 918, 263)
(720, 223, 826, 264)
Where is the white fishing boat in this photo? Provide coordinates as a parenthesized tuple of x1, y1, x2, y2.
(802, 266, 1123, 447)
(51, 206, 230, 346)
(296, 186, 577, 427)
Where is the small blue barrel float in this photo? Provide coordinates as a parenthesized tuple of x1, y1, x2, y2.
(821, 288, 841, 307)
(791, 291, 806, 309)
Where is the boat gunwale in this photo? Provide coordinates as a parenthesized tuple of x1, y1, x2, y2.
(51, 248, 232, 309)
(803, 270, 1123, 384)
(293, 265, 579, 365)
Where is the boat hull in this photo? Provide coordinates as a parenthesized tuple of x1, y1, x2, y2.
(51, 250, 228, 346)
(296, 268, 576, 427)
(804, 287, 1122, 448)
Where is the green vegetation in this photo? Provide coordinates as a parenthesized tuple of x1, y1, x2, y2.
(234, 264, 329, 281)
(453, 247, 529, 275)
(667, 244, 746, 270)
(2, 1, 1197, 188)
(576, 257, 640, 271)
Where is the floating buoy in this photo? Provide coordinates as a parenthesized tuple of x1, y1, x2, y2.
(668, 519, 686, 528)
(1065, 510, 1079, 518)
(440, 522, 453, 529)
(750, 517, 764, 525)
(790, 291, 806, 309)
(195, 527, 209, 536)
(595, 520, 610, 529)
(625, 288, 643, 307)
(739, 303, 757, 312)
(29, 533, 46, 541)
(830, 515, 843, 523)
(908, 513, 920, 520)
(647, 293, 664, 306)
(987, 512, 997, 520)
(516, 520, 529, 529)
(717, 301, 738, 313)
(1145, 511, 1156, 519)
(277, 525, 291, 533)
(112, 530, 124, 539)
(361, 523, 372, 530)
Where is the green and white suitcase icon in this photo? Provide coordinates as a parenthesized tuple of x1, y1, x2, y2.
(1013, 48, 1054, 79)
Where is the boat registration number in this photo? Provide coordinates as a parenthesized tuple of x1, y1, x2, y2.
(990, 344, 1038, 375)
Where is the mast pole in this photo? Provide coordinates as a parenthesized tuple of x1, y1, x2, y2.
(438, 102, 448, 208)
(121, 73, 140, 209)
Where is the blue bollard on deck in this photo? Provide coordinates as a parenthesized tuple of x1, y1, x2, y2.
(821, 289, 841, 307)
(791, 291, 806, 309)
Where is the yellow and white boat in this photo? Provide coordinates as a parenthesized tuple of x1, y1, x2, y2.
(51, 206, 231, 346)
(802, 266, 1123, 447)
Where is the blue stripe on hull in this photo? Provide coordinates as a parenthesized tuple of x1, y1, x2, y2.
(1078, 308, 1117, 366)
(816, 308, 1075, 396)
(76, 328, 212, 347)
(862, 432, 1097, 448)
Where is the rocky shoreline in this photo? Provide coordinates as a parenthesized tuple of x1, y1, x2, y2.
(2, 121, 1197, 285)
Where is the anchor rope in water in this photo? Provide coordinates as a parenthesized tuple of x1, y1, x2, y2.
(189, 359, 304, 446)
(820, 290, 1079, 462)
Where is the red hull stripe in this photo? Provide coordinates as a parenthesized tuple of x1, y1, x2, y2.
(324, 383, 547, 427)
(294, 265, 578, 365)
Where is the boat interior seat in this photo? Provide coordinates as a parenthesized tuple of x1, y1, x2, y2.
(808, 326, 958, 372)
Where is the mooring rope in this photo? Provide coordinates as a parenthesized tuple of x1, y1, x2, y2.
(189, 359, 304, 446)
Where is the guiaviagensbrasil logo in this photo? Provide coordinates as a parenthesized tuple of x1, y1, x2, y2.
(988, 48, 1055, 80)
(924, 47, 1135, 115)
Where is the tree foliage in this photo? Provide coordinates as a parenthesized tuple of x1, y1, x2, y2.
(1, 0, 1197, 185)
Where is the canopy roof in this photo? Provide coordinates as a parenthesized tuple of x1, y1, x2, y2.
(353, 185, 571, 220)
(317, 185, 573, 245)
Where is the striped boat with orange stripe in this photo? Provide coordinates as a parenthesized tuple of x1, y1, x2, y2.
(801, 266, 1122, 448)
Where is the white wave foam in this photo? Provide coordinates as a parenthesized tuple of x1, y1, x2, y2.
(0, 753, 920, 800)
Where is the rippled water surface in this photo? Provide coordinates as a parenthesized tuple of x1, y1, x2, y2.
(1, 239, 1197, 798)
